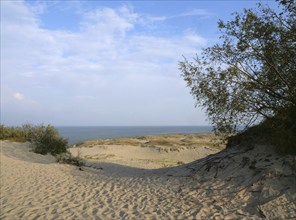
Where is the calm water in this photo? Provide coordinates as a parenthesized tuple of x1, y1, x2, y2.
(57, 126, 213, 145)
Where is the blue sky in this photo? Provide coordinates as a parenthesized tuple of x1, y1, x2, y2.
(1, 0, 278, 126)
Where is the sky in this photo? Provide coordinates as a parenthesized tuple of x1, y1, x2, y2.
(1, 0, 279, 126)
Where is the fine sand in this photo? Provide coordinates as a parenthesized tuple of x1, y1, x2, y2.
(1, 134, 296, 219)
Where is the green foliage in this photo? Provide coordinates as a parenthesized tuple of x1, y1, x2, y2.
(0, 124, 36, 142)
(1, 125, 22, 142)
(265, 105, 296, 154)
(1, 124, 68, 156)
(227, 105, 296, 154)
(179, 1, 295, 154)
(30, 125, 68, 155)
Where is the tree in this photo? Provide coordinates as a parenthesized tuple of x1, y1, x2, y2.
(179, 0, 296, 153)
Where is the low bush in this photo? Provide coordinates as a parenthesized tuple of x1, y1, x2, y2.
(0, 125, 28, 142)
(1, 124, 68, 155)
(227, 106, 296, 155)
(267, 106, 296, 155)
(56, 152, 85, 167)
(1, 124, 87, 167)
(30, 125, 68, 155)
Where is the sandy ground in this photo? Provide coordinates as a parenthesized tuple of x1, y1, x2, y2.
(1, 135, 296, 219)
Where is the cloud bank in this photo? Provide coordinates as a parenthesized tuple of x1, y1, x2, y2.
(1, 1, 209, 126)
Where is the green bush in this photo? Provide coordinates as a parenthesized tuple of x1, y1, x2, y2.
(0, 124, 88, 167)
(1, 124, 68, 156)
(30, 125, 68, 155)
(227, 106, 296, 155)
(0, 125, 27, 142)
(268, 106, 296, 155)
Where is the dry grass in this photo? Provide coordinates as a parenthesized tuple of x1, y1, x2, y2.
(83, 154, 115, 160)
(77, 138, 144, 147)
(137, 158, 180, 167)
(74, 133, 225, 151)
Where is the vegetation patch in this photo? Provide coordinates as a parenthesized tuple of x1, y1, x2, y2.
(1, 124, 85, 167)
(179, 0, 296, 155)
(56, 152, 85, 167)
(1, 124, 68, 155)
(74, 133, 225, 152)
(84, 154, 115, 160)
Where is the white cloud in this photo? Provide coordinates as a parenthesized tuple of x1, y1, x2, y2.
(1, 1, 207, 125)
(136, 8, 214, 27)
(185, 34, 207, 46)
(13, 92, 25, 101)
(1, 1, 39, 26)
(180, 9, 213, 17)
(80, 6, 136, 34)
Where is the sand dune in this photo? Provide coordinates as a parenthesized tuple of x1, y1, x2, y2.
(1, 136, 295, 219)
(69, 133, 223, 170)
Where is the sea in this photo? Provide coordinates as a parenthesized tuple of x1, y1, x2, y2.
(57, 126, 213, 145)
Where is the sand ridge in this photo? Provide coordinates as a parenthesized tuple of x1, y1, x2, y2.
(69, 133, 223, 169)
(1, 137, 296, 219)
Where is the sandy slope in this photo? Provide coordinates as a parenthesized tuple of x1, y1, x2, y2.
(68, 133, 223, 169)
(1, 138, 295, 219)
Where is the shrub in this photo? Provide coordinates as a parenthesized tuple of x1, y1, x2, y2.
(56, 152, 85, 167)
(21, 123, 35, 141)
(1, 124, 87, 168)
(227, 106, 296, 155)
(267, 106, 296, 155)
(1, 124, 68, 156)
(0, 125, 27, 142)
(30, 125, 68, 155)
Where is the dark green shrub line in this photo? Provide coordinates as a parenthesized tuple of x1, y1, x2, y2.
(1, 124, 85, 166)
(29, 124, 68, 155)
(1, 124, 67, 155)
(227, 105, 296, 155)
(0, 124, 32, 142)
